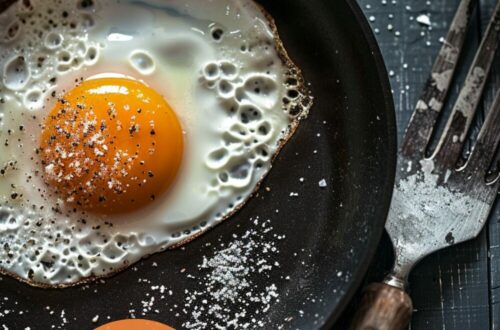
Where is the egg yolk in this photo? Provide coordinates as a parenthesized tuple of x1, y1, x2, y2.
(39, 77, 183, 214)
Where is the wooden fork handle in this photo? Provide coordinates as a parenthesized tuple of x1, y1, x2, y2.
(350, 282, 412, 330)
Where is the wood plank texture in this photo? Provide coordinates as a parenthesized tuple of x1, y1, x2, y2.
(480, 0, 500, 327)
(343, 0, 500, 329)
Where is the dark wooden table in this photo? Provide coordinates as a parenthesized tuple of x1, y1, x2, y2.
(336, 0, 500, 329)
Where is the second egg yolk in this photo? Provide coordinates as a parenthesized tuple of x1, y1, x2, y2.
(39, 77, 183, 214)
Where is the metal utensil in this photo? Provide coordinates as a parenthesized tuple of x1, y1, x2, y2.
(351, 0, 500, 329)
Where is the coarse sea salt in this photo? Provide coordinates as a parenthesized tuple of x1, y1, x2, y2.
(416, 14, 432, 26)
(182, 218, 281, 329)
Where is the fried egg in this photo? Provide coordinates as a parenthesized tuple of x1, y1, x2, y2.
(0, 0, 312, 287)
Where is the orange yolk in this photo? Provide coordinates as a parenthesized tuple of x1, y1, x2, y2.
(39, 77, 183, 214)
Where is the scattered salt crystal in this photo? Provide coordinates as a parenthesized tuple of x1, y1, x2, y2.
(182, 220, 281, 329)
(318, 179, 328, 188)
(416, 14, 431, 26)
(91, 315, 99, 323)
(44, 164, 55, 175)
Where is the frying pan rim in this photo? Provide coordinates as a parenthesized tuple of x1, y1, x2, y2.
(0, 0, 397, 327)
(321, 0, 397, 327)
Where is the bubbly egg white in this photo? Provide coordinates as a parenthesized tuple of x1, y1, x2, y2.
(0, 0, 312, 286)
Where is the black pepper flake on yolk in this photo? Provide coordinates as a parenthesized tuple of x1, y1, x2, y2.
(39, 78, 184, 214)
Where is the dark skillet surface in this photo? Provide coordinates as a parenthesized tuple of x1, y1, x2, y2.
(0, 0, 395, 329)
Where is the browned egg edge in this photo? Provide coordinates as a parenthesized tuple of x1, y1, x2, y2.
(0, 2, 314, 289)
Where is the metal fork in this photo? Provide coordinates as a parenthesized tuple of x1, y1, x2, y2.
(351, 0, 500, 329)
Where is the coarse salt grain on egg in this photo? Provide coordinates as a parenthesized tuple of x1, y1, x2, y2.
(0, 0, 312, 287)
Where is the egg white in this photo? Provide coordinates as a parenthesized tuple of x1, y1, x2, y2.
(0, 0, 311, 287)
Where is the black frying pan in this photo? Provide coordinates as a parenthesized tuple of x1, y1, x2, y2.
(0, 0, 396, 328)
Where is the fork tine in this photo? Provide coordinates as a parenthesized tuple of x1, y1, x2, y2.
(432, 1, 500, 169)
(401, 0, 476, 158)
(463, 89, 500, 178)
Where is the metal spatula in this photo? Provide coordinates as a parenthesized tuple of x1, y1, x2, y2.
(351, 0, 500, 329)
